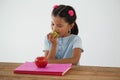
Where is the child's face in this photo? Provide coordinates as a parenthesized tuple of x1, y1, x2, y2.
(51, 16, 72, 37)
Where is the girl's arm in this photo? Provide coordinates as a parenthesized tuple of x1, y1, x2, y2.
(45, 44, 57, 59)
(44, 48, 82, 65)
(45, 32, 57, 59)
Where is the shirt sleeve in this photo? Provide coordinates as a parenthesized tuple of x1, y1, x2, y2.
(43, 36, 50, 52)
(73, 35, 84, 52)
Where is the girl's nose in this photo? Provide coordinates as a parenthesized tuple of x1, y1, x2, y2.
(54, 27, 58, 32)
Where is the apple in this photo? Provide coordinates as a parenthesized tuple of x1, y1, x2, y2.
(53, 31, 59, 38)
(35, 56, 48, 68)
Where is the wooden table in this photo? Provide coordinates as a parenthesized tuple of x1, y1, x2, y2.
(0, 62, 120, 80)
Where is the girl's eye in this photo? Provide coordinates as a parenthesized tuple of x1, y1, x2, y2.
(57, 25, 62, 28)
(51, 23, 54, 26)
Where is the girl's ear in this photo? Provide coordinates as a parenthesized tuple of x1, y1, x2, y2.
(70, 23, 75, 29)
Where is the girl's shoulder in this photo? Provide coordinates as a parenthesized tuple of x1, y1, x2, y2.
(65, 34, 82, 43)
(70, 34, 82, 40)
(61, 34, 82, 41)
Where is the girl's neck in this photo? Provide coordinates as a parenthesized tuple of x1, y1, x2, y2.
(61, 33, 71, 38)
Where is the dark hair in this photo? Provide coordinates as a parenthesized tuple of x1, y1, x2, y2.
(52, 5, 79, 35)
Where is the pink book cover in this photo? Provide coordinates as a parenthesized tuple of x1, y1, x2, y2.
(14, 62, 72, 76)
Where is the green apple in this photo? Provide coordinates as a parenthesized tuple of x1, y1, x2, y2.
(53, 31, 58, 38)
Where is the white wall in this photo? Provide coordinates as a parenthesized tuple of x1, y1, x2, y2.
(0, 0, 120, 67)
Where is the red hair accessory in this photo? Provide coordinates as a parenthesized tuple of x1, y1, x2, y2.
(68, 10, 74, 16)
(53, 5, 58, 9)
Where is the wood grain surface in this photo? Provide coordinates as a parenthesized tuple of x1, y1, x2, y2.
(0, 62, 120, 80)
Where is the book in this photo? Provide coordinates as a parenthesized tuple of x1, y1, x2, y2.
(14, 62, 72, 76)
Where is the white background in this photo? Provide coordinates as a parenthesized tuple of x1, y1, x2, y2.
(0, 0, 120, 67)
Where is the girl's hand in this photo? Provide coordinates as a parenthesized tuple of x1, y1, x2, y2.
(47, 32, 58, 46)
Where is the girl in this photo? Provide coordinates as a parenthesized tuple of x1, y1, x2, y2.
(43, 4, 83, 65)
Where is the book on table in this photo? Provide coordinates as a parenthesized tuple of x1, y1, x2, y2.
(14, 62, 72, 76)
